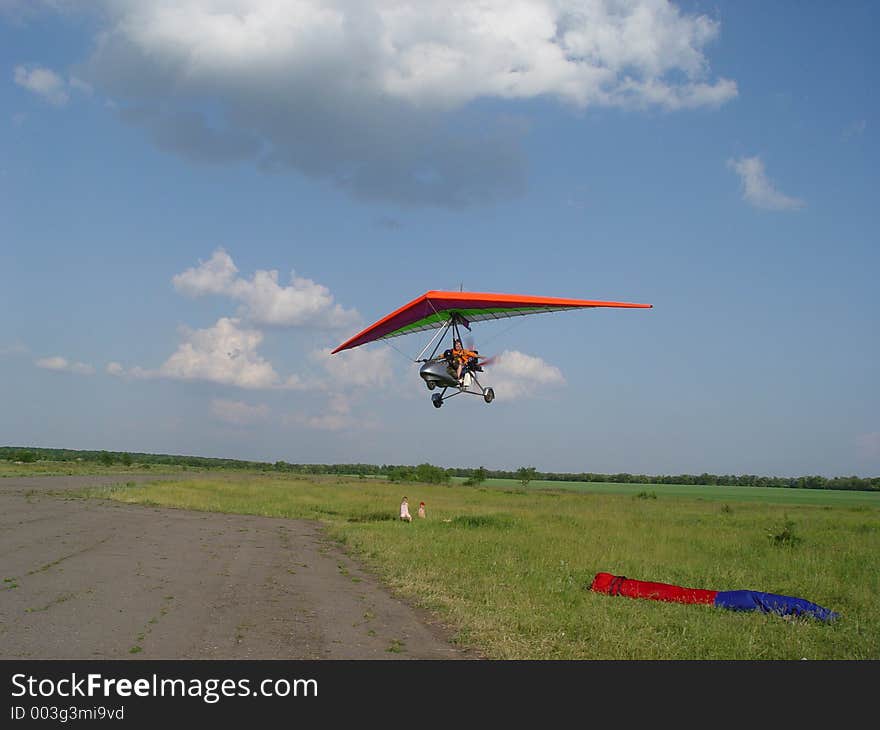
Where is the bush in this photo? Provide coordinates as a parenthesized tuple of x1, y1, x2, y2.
(465, 466, 488, 486)
(768, 519, 802, 547)
(414, 463, 449, 484)
(516, 466, 537, 486)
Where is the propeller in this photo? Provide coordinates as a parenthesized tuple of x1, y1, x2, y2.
(464, 336, 499, 367)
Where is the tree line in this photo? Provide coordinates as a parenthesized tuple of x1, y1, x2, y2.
(2, 446, 877, 492)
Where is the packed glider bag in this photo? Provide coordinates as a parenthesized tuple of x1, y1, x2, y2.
(590, 572, 839, 622)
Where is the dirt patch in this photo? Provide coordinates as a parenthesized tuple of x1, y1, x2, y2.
(0, 475, 477, 660)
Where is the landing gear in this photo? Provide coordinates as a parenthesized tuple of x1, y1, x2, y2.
(426, 381, 436, 390)
(431, 393, 443, 408)
(483, 388, 495, 404)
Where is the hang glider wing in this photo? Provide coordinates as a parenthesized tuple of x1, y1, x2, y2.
(331, 290, 653, 354)
(590, 572, 839, 622)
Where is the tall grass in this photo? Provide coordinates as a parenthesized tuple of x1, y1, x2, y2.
(88, 474, 880, 659)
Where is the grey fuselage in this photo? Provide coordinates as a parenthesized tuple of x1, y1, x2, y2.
(419, 358, 459, 388)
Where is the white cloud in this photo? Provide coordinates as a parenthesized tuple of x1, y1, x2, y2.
(727, 156, 805, 211)
(13, 65, 70, 106)
(211, 398, 270, 425)
(35, 356, 67, 370)
(35, 355, 95, 375)
(484, 349, 565, 399)
(86, 0, 734, 110)
(134, 317, 304, 390)
(110, 252, 366, 394)
(373, 0, 734, 109)
(157, 317, 281, 389)
(67, 0, 735, 206)
(312, 346, 393, 389)
(173, 248, 359, 329)
(172, 247, 238, 296)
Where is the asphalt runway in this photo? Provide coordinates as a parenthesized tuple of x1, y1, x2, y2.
(0, 475, 472, 660)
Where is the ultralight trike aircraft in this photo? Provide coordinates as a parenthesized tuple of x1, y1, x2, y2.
(332, 290, 652, 408)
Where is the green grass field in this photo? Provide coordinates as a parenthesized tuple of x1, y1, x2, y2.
(462, 477, 880, 507)
(80, 471, 880, 660)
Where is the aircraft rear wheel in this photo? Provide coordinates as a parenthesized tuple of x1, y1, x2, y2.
(432, 393, 443, 408)
(484, 388, 495, 403)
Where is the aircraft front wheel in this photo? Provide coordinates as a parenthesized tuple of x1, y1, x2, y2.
(484, 388, 495, 404)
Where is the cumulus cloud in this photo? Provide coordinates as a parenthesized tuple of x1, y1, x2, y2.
(483, 349, 564, 399)
(211, 398, 270, 425)
(62, 0, 735, 206)
(311, 346, 393, 389)
(35, 355, 95, 375)
(108, 251, 371, 394)
(173, 249, 359, 329)
(13, 64, 69, 106)
(157, 317, 287, 389)
(727, 156, 805, 211)
(130, 317, 305, 390)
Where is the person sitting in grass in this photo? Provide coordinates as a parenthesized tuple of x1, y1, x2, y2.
(399, 496, 412, 522)
(417, 501, 426, 519)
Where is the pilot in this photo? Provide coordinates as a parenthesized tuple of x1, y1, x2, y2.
(451, 338, 479, 386)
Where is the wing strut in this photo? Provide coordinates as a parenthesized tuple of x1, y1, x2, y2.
(415, 317, 453, 362)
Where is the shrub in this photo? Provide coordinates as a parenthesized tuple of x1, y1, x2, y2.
(768, 519, 802, 547)
(517, 466, 537, 486)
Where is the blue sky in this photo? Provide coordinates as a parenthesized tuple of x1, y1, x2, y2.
(1, 1, 877, 477)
